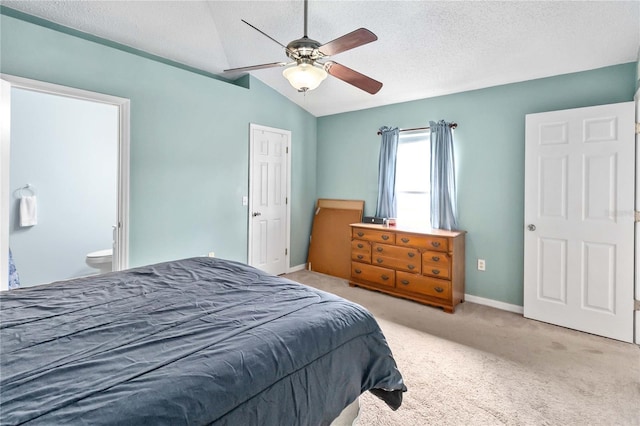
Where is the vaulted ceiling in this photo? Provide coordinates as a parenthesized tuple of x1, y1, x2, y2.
(3, 1, 639, 117)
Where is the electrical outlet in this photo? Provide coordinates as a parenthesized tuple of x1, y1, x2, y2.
(477, 259, 486, 271)
(208, 252, 215, 258)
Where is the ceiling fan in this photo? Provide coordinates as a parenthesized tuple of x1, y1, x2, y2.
(223, 0, 382, 94)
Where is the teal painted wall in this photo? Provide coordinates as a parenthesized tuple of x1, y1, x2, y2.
(636, 49, 640, 90)
(317, 63, 636, 306)
(1, 15, 317, 268)
(2, 11, 636, 306)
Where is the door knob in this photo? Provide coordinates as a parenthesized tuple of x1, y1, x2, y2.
(252, 212, 262, 217)
(527, 224, 536, 231)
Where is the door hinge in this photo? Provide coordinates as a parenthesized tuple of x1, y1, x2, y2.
(285, 248, 288, 255)
(286, 197, 288, 205)
(635, 300, 640, 311)
(636, 211, 640, 223)
(636, 122, 640, 135)
(286, 146, 289, 154)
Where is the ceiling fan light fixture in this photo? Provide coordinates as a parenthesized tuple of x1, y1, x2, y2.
(283, 63, 327, 92)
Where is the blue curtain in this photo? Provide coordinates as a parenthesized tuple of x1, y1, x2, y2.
(430, 120, 458, 230)
(375, 126, 399, 218)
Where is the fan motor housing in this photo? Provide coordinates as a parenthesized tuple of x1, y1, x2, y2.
(286, 37, 323, 60)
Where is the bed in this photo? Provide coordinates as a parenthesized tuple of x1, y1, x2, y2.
(0, 257, 406, 425)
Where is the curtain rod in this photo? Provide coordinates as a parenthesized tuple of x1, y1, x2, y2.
(377, 122, 457, 135)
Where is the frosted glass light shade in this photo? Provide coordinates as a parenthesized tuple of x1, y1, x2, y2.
(283, 64, 327, 92)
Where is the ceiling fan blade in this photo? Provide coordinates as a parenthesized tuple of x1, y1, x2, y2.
(319, 28, 377, 57)
(325, 61, 382, 94)
(241, 20, 300, 59)
(241, 19, 288, 49)
(224, 62, 289, 73)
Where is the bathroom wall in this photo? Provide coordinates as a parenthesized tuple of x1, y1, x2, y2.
(9, 87, 118, 286)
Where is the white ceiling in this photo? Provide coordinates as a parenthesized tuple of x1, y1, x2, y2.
(3, 1, 639, 117)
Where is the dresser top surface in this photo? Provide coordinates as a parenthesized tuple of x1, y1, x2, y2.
(350, 223, 465, 238)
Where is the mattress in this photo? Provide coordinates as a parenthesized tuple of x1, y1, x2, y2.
(0, 257, 405, 425)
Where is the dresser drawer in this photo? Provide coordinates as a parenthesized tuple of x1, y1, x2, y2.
(396, 233, 449, 252)
(422, 265, 450, 279)
(396, 271, 452, 301)
(352, 252, 371, 263)
(352, 228, 395, 244)
(372, 243, 420, 260)
(372, 255, 421, 274)
(422, 250, 451, 279)
(351, 262, 395, 288)
(351, 240, 371, 263)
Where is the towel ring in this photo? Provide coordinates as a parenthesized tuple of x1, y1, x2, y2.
(15, 184, 36, 198)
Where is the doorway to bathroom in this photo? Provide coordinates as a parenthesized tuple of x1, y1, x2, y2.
(0, 75, 130, 289)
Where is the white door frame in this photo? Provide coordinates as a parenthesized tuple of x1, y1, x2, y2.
(247, 123, 291, 273)
(635, 87, 640, 344)
(0, 74, 130, 291)
(0, 80, 11, 291)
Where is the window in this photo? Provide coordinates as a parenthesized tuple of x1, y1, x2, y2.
(395, 131, 430, 227)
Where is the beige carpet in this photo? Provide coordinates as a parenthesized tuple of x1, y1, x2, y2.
(284, 270, 640, 426)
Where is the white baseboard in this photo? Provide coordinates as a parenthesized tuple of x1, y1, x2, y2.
(292, 267, 524, 314)
(464, 294, 524, 314)
(288, 263, 308, 273)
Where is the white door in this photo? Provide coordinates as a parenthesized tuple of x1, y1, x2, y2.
(248, 124, 290, 275)
(524, 102, 635, 343)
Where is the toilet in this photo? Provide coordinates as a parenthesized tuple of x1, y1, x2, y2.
(86, 249, 113, 274)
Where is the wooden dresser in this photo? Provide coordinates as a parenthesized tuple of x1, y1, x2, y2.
(349, 223, 466, 313)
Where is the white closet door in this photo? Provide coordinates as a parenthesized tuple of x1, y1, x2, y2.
(248, 124, 290, 276)
(524, 102, 635, 343)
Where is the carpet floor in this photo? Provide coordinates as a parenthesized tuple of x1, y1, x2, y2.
(284, 270, 640, 426)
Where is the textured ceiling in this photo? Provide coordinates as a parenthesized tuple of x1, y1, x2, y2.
(3, 1, 639, 117)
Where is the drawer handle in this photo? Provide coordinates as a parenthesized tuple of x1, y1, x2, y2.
(401, 237, 409, 243)
(376, 258, 384, 264)
(408, 252, 415, 258)
(354, 269, 362, 274)
(431, 256, 440, 262)
(357, 243, 364, 249)
(382, 235, 389, 240)
(432, 269, 440, 275)
(408, 264, 415, 270)
(431, 241, 441, 248)
(376, 247, 384, 252)
(400, 279, 409, 285)
(381, 275, 389, 281)
(357, 255, 364, 260)
(357, 232, 364, 237)
(435, 287, 444, 293)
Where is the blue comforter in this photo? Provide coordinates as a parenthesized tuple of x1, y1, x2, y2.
(0, 257, 405, 425)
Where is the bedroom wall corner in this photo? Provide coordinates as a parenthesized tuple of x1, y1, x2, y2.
(0, 13, 317, 270)
(316, 63, 637, 307)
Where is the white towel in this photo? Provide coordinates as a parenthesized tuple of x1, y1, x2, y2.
(20, 196, 37, 227)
